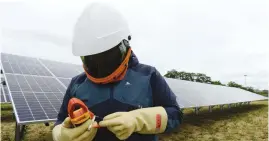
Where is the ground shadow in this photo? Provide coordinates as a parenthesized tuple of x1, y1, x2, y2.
(1, 104, 13, 111)
(1, 104, 16, 122)
(1, 113, 15, 122)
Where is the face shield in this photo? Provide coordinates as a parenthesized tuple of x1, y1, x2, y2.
(81, 40, 131, 84)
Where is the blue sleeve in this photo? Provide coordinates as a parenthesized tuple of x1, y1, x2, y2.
(53, 78, 73, 127)
(150, 68, 183, 132)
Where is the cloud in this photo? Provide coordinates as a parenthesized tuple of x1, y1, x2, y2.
(0, 0, 268, 89)
(2, 28, 71, 47)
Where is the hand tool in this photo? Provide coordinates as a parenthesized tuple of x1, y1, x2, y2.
(68, 97, 101, 130)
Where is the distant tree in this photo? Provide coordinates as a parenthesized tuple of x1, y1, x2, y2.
(262, 90, 268, 94)
(178, 71, 193, 81)
(195, 73, 211, 83)
(177, 71, 185, 80)
(258, 90, 268, 97)
(164, 69, 179, 79)
(165, 69, 267, 97)
(227, 82, 267, 96)
(164, 70, 194, 81)
(227, 81, 243, 88)
(254, 89, 261, 93)
(211, 81, 225, 86)
(244, 86, 255, 93)
(164, 70, 212, 83)
(190, 73, 196, 82)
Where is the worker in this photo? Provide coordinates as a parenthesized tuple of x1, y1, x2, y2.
(52, 2, 183, 141)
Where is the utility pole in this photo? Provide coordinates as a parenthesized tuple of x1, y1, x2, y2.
(244, 75, 247, 86)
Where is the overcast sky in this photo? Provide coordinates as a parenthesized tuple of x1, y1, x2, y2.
(0, 0, 268, 89)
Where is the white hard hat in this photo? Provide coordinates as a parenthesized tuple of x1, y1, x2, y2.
(72, 2, 131, 56)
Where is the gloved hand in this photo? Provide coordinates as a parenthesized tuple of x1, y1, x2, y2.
(52, 117, 98, 141)
(99, 106, 168, 140)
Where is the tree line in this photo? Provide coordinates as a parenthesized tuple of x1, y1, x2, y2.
(164, 69, 268, 97)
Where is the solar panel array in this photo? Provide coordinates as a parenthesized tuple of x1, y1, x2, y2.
(58, 78, 72, 87)
(165, 78, 267, 108)
(1, 53, 268, 125)
(2, 54, 52, 76)
(39, 59, 82, 89)
(1, 53, 81, 124)
(6, 74, 66, 121)
(40, 59, 83, 78)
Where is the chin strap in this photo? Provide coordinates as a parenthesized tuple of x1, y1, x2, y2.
(83, 48, 132, 84)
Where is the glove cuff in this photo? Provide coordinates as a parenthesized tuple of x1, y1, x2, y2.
(131, 106, 168, 134)
(52, 124, 62, 141)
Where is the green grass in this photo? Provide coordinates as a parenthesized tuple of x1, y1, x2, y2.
(159, 101, 268, 141)
(1, 101, 268, 141)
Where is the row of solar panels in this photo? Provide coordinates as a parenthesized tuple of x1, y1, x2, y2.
(1, 53, 78, 124)
(165, 78, 267, 108)
(1, 52, 268, 125)
(2, 74, 265, 108)
(1, 53, 83, 78)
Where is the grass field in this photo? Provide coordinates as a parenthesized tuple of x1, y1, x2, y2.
(1, 100, 268, 141)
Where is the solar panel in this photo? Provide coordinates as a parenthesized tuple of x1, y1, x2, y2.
(1, 53, 70, 125)
(1, 54, 52, 76)
(165, 78, 267, 108)
(4, 73, 65, 123)
(39, 59, 83, 78)
(58, 78, 72, 87)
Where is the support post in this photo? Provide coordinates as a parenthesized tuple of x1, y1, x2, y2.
(220, 105, 224, 110)
(195, 107, 199, 115)
(15, 123, 25, 141)
(209, 106, 212, 112)
(15, 123, 21, 141)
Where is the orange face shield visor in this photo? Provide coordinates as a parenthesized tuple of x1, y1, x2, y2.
(83, 48, 132, 84)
